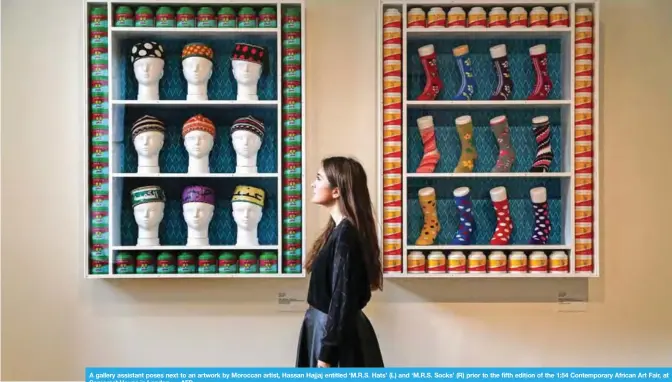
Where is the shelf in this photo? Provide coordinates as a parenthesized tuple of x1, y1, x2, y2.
(383, 272, 593, 279)
(111, 27, 278, 38)
(406, 245, 571, 251)
(111, 100, 278, 108)
(406, 27, 571, 40)
(112, 245, 278, 251)
(406, 100, 571, 109)
(112, 173, 279, 178)
(406, 172, 571, 178)
(87, 273, 304, 279)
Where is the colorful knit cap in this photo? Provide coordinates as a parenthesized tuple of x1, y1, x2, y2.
(131, 185, 166, 208)
(232, 185, 265, 208)
(231, 115, 264, 139)
(131, 41, 164, 64)
(131, 115, 165, 141)
(182, 42, 214, 62)
(230, 42, 266, 66)
(182, 185, 216, 205)
(182, 114, 216, 137)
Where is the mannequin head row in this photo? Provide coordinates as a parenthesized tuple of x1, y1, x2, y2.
(131, 114, 265, 174)
(130, 40, 267, 101)
(130, 184, 266, 247)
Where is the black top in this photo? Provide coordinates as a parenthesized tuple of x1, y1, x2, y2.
(306, 218, 372, 365)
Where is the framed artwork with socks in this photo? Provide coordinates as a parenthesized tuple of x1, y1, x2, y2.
(377, 0, 600, 278)
(84, 1, 306, 278)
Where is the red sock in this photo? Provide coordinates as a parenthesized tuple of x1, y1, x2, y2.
(416, 44, 443, 100)
(490, 198, 513, 245)
(527, 44, 553, 100)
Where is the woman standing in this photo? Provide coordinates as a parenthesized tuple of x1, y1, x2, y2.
(295, 156, 385, 368)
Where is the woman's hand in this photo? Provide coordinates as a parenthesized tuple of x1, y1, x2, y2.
(317, 360, 330, 368)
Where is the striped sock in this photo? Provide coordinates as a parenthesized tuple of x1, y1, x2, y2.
(530, 116, 553, 172)
(415, 116, 440, 173)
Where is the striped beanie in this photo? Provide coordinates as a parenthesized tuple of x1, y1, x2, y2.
(131, 115, 165, 141)
(231, 116, 264, 139)
(182, 114, 216, 137)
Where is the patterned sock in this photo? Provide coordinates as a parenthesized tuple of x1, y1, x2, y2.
(415, 116, 440, 173)
(490, 115, 516, 172)
(529, 187, 551, 244)
(454, 115, 477, 173)
(489, 187, 513, 245)
(416, 44, 443, 101)
(415, 187, 440, 245)
(489, 44, 513, 100)
(530, 116, 554, 172)
(527, 44, 553, 100)
(450, 187, 475, 245)
(452, 45, 477, 101)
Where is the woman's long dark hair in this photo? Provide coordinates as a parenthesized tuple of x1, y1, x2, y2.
(305, 156, 383, 291)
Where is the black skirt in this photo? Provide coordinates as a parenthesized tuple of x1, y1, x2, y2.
(295, 306, 384, 368)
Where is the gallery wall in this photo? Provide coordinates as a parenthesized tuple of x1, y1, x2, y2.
(2, 0, 672, 379)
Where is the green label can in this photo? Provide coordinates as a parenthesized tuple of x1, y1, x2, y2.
(259, 251, 278, 273)
(136, 252, 155, 274)
(238, 7, 257, 28)
(134, 6, 154, 27)
(238, 251, 258, 273)
(218, 252, 238, 273)
(177, 7, 195, 27)
(259, 7, 277, 28)
(90, 254, 109, 274)
(197, 7, 216, 27)
(177, 252, 196, 273)
(217, 7, 236, 27)
(198, 252, 217, 273)
(156, 6, 175, 27)
(283, 254, 302, 273)
(114, 6, 134, 27)
(157, 252, 176, 274)
(115, 252, 134, 274)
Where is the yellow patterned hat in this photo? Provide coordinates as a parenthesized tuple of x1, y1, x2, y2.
(232, 185, 265, 208)
(182, 42, 214, 62)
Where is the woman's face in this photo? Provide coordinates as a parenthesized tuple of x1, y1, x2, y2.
(311, 167, 336, 205)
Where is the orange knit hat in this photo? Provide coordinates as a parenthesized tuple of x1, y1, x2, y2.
(182, 114, 216, 137)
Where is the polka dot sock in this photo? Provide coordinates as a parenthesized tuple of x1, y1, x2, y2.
(490, 199, 513, 245)
(415, 187, 441, 245)
(529, 200, 551, 245)
(450, 188, 475, 245)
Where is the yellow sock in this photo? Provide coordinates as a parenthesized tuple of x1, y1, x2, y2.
(454, 115, 477, 173)
(415, 187, 440, 245)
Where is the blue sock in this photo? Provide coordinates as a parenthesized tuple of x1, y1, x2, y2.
(450, 189, 475, 245)
(452, 45, 477, 101)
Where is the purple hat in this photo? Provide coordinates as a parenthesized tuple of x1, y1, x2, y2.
(182, 185, 215, 205)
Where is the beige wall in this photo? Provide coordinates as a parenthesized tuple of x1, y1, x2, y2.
(2, 0, 672, 380)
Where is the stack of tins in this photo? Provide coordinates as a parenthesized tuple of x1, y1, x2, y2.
(382, 9, 403, 273)
(574, 8, 594, 273)
(281, 7, 303, 273)
(90, 7, 110, 275)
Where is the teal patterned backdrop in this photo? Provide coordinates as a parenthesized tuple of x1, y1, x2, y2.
(120, 107, 277, 173)
(406, 177, 563, 246)
(117, 35, 277, 101)
(406, 108, 563, 173)
(407, 38, 563, 101)
(119, 177, 278, 246)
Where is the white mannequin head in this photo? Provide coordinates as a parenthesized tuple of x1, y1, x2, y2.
(182, 185, 216, 246)
(130, 41, 165, 101)
(230, 115, 265, 173)
(131, 185, 166, 246)
(231, 185, 265, 246)
(131, 115, 166, 174)
(230, 42, 267, 101)
(182, 114, 216, 174)
(181, 43, 214, 101)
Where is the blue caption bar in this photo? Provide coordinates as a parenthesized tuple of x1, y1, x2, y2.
(86, 368, 672, 382)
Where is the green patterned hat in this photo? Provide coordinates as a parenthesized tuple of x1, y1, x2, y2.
(131, 185, 166, 207)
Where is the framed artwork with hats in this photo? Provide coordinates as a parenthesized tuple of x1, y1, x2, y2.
(85, 1, 307, 278)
